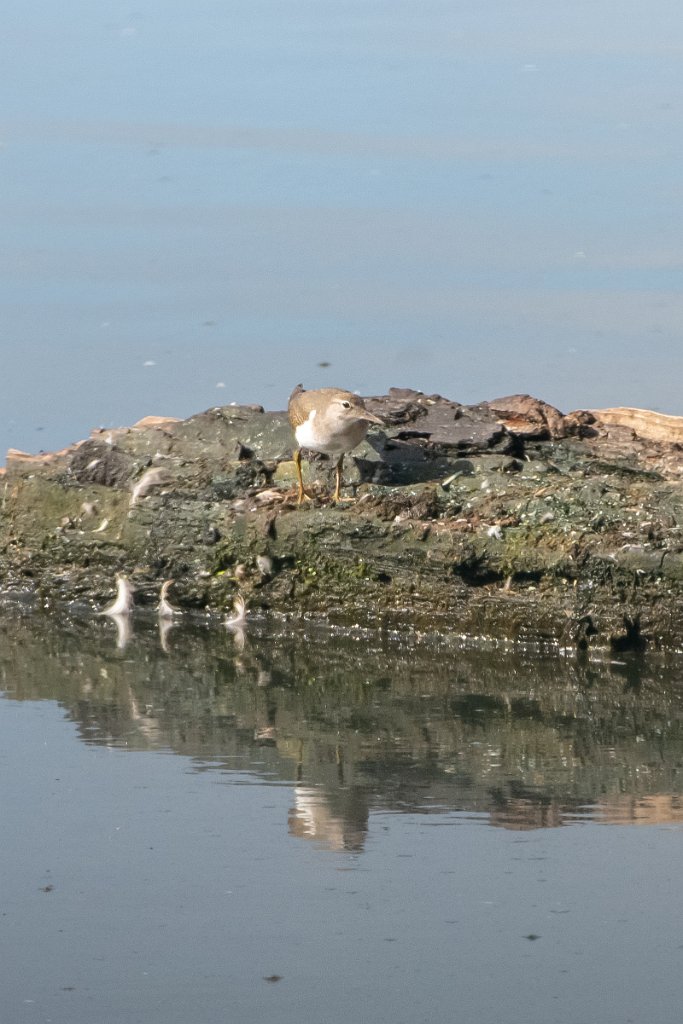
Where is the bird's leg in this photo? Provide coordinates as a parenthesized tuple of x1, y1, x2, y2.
(333, 454, 344, 502)
(333, 454, 357, 503)
(294, 448, 314, 504)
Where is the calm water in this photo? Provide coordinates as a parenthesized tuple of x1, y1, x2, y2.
(2, 606, 683, 1024)
(3, 1, 683, 460)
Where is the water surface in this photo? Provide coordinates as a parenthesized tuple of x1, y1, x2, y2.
(2, 608, 683, 1023)
(3, 1, 683, 459)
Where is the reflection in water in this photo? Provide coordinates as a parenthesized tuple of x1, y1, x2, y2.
(2, 607, 683, 849)
(106, 611, 133, 651)
(289, 785, 368, 852)
(158, 614, 176, 653)
(225, 593, 249, 652)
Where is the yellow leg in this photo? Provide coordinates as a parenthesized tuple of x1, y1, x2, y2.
(294, 448, 313, 504)
(333, 454, 344, 502)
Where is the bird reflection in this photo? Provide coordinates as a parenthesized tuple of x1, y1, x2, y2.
(109, 612, 133, 650)
(158, 616, 176, 653)
(288, 786, 368, 852)
(229, 625, 247, 652)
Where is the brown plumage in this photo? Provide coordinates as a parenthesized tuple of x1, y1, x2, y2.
(287, 385, 383, 503)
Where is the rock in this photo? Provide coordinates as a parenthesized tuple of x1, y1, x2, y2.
(396, 403, 510, 452)
(363, 387, 435, 424)
(487, 394, 568, 440)
(4, 390, 683, 650)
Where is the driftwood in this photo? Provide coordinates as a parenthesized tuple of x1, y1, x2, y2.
(589, 407, 683, 444)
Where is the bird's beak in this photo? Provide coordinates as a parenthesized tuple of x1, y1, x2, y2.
(362, 410, 384, 426)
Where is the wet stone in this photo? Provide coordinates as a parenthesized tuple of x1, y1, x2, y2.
(5, 389, 683, 650)
(69, 442, 137, 488)
(202, 525, 222, 545)
(209, 461, 271, 501)
(364, 387, 438, 425)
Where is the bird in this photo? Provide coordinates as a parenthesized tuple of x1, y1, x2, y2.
(157, 579, 181, 620)
(287, 385, 383, 503)
(225, 594, 248, 651)
(100, 574, 135, 616)
(129, 466, 172, 509)
(256, 554, 273, 579)
(225, 594, 248, 629)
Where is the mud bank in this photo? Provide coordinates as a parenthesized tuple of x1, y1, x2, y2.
(3, 390, 683, 651)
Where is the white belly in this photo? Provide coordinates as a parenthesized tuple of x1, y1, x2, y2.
(295, 411, 366, 455)
(295, 413, 337, 453)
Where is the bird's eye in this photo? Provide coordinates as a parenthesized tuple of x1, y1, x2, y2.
(341, 400, 351, 409)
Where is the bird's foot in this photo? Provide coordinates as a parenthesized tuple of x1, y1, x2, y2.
(296, 486, 316, 505)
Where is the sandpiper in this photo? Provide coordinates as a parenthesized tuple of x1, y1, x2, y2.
(100, 574, 135, 617)
(287, 385, 383, 503)
(157, 579, 181, 620)
(225, 594, 248, 629)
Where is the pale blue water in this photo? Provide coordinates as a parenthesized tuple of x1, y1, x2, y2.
(2, 610, 683, 1024)
(3, 2, 683, 454)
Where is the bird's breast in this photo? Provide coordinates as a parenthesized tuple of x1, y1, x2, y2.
(295, 412, 324, 450)
(295, 412, 368, 455)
